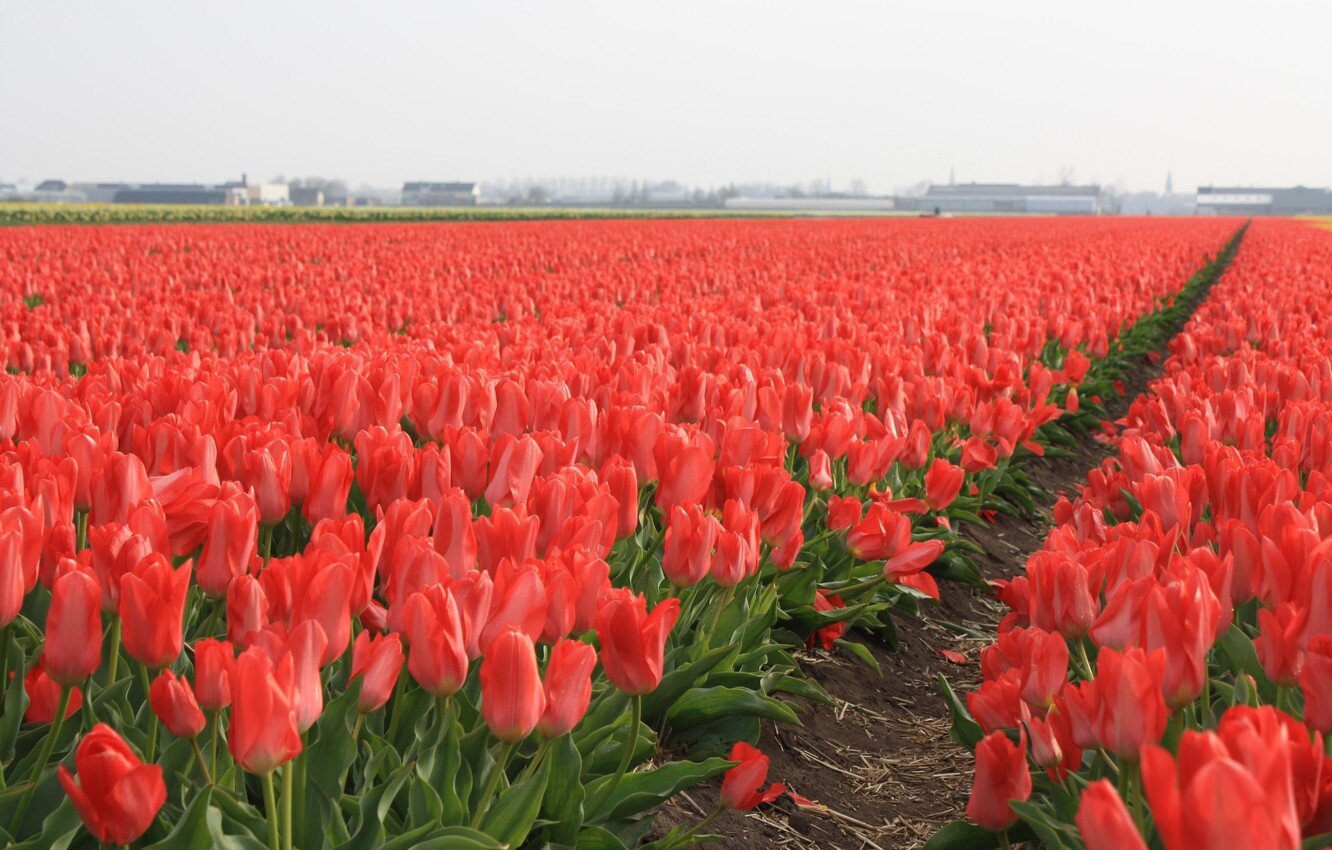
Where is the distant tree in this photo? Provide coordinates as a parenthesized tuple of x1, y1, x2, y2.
(849, 178, 869, 197)
(1057, 164, 1076, 186)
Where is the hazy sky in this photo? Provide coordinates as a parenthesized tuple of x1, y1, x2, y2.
(3, 0, 1330, 193)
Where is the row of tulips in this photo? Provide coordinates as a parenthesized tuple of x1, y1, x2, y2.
(935, 219, 1332, 849)
(0, 218, 1241, 848)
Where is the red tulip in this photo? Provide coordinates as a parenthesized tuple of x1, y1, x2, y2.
(119, 553, 190, 669)
(827, 495, 862, 531)
(0, 506, 40, 626)
(58, 724, 166, 846)
(720, 742, 786, 810)
(227, 574, 270, 647)
(89, 452, 151, 526)
(229, 647, 302, 774)
(197, 491, 258, 598)
(150, 669, 206, 739)
(653, 430, 715, 511)
(245, 446, 292, 525)
(350, 630, 404, 714)
(45, 568, 102, 686)
(1090, 647, 1169, 760)
(924, 458, 965, 511)
(1299, 635, 1332, 734)
(661, 504, 718, 588)
(537, 638, 597, 737)
(960, 436, 998, 472)
(23, 661, 83, 723)
(1255, 602, 1306, 688)
(193, 637, 234, 711)
(594, 592, 680, 695)
(603, 457, 640, 539)
(965, 730, 1032, 831)
(303, 447, 353, 523)
(1142, 733, 1291, 850)
(404, 584, 469, 698)
(1075, 780, 1147, 850)
(485, 434, 542, 508)
(431, 487, 477, 577)
(480, 627, 545, 741)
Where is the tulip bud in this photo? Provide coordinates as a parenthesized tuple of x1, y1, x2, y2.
(24, 661, 83, 723)
(150, 670, 206, 739)
(350, 631, 404, 714)
(193, 637, 234, 712)
(118, 554, 190, 669)
(45, 568, 102, 686)
(480, 627, 544, 741)
(197, 492, 258, 598)
(965, 730, 1031, 831)
(594, 593, 679, 696)
(58, 724, 166, 846)
(1075, 780, 1147, 850)
(537, 638, 596, 737)
(229, 647, 302, 775)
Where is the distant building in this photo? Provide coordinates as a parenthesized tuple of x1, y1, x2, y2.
(110, 184, 246, 205)
(246, 183, 290, 206)
(402, 181, 480, 206)
(1196, 186, 1332, 216)
(289, 187, 324, 207)
(723, 197, 897, 212)
(903, 183, 1103, 215)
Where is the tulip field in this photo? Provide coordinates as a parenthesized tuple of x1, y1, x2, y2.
(7, 213, 1327, 850)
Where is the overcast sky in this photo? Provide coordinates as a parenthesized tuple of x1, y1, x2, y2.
(3, 0, 1330, 193)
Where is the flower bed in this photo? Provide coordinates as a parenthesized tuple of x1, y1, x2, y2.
(0, 217, 1239, 848)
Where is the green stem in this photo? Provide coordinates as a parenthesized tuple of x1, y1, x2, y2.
(384, 673, 410, 745)
(294, 753, 307, 847)
(9, 685, 72, 834)
(262, 771, 280, 850)
(661, 806, 723, 850)
(209, 714, 220, 780)
(998, 831, 1012, 850)
(138, 665, 159, 762)
(0, 625, 9, 788)
(75, 510, 88, 552)
(281, 762, 294, 850)
(469, 740, 518, 828)
(516, 738, 551, 785)
(259, 525, 274, 567)
(191, 737, 213, 786)
(105, 617, 123, 685)
(834, 574, 886, 600)
(588, 694, 642, 817)
(701, 586, 735, 652)
(1075, 640, 1095, 682)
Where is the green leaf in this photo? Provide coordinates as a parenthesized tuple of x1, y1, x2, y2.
(335, 763, 414, 850)
(922, 821, 1000, 850)
(665, 686, 800, 731)
(5, 797, 80, 850)
(938, 674, 983, 750)
(398, 828, 507, 850)
(542, 735, 586, 845)
(640, 644, 736, 720)
(0, 633, 28, 763)
(143, 788, 214, 849)
(1010, 800, 1076, 850)
(480, 749, 550, 847)
(204, 805, 270, 850)
(575, 825, 631, 850)
(834, 638, 883, 675)
(1217, 624, 1278, 703)
(584, 757, 731, 823)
